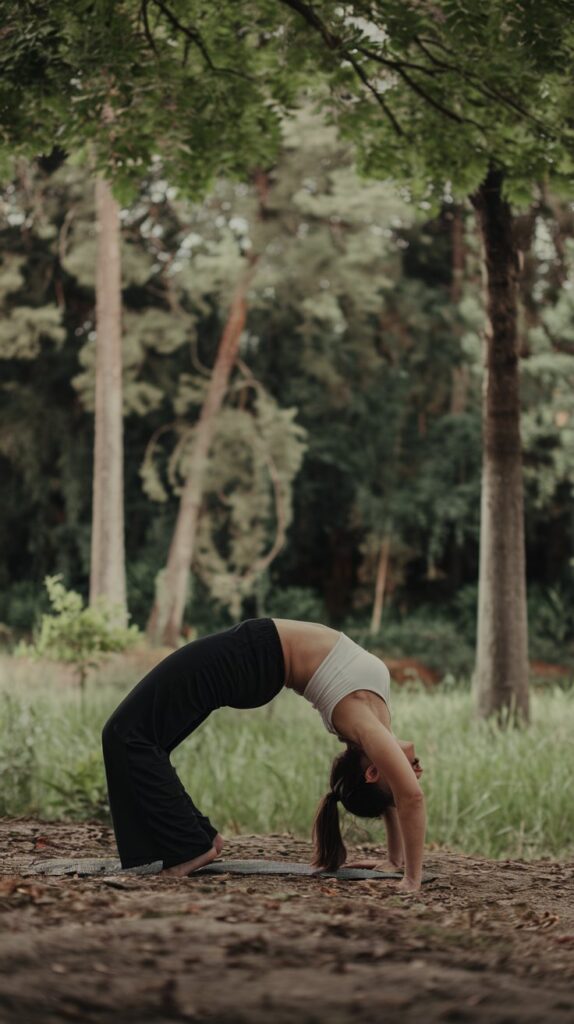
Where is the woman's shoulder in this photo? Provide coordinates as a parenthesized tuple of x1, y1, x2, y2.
(332, 689, 392, 737)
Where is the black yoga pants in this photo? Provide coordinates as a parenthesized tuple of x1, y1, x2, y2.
(101, 618, 285, 869)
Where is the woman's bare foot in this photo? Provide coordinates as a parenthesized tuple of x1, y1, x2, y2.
(162, 842, 220, 878)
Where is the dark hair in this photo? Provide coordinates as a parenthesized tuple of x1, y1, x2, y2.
(312, 746, 395, 871)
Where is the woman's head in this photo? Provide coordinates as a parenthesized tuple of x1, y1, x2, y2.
(312, 745, 395, 871)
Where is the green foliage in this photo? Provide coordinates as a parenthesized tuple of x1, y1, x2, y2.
(1, 117, 573, 637)
(0, 692, 39, 814)
(42, 753, 109, 819)
(521, 246, 574, 507)
(274, 0, 574, 205)
(0, 581, 47, 636)
(401, 411, 482, 565)
(0, 244, 64, 360)
(354, 610, 476, 679)
(0, 305, 65, 359)
(142, 385, 308, 617)
(18, 576, 139, 686)
(64, 232, 156, 290)
(0, 0, 286, 200)
(0, 682, 110, 819)
(264, 585, 326, 623)
(6, 2, 572, 208)
(528, 582, 574, 665)
(0, 253, 26, 294)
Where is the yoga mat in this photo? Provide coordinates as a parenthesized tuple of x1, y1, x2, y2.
(26, 857, 162, 877)
(25, 856, 434, 882)
(200, 859, 435, 882)
(199, 859, 403, 880)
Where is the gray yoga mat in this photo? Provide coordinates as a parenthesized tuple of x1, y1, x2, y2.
(25, 856, 433, 882)
(199, 859, 403, 880)
(199, 860, 435, 882)
(26, 857, 163, 877)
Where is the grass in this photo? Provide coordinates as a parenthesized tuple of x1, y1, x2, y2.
(1, 654, 573, 861)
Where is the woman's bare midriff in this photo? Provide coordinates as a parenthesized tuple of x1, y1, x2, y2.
(271, 618, 341, 695)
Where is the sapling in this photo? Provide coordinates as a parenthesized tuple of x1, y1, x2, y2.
(19, 575, 139, 693)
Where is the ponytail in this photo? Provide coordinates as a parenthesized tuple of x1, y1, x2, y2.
(312, 746, 395, 871)
(312, 790, 347, 871)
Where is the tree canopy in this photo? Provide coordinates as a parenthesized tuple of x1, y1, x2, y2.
(273, 0, 574, 203)
(0, 0, 287, 197)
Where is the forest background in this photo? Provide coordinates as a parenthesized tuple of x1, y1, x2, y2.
(0, 1, 573, 858)
(2, 111, 573, 677)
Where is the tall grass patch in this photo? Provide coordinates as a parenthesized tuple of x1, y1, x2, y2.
(0, 664, 572, 861)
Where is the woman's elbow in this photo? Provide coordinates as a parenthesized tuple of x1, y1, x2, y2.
(396, 788, 425, 809)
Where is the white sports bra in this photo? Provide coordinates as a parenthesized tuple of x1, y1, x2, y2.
(302, 632, 391, 735)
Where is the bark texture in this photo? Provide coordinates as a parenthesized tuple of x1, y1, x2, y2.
(90, 176, 127, 623)
(147, 273, 252, 647)
(471, 168, 529, 723)
(450, 204, 470, 416)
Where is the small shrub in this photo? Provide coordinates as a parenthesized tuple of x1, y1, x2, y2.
(0, 579, 49, 635)
(45, 755, 110, 820)
(528, 583, 574, 665)
(17, 575, 140, 689)
(351, 610, 475, 679)
(265, 586, 326, 623)
(0, 693, 39, 814)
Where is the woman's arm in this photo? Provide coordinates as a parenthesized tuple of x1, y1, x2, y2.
(345, 807, 404, 872)
(335, 703, 426, 890)
(383, 806, 405, 868)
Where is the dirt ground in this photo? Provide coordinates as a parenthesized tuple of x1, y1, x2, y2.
(0, 819, 573, 1024)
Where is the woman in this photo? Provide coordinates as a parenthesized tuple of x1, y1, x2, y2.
(102, 617, 425, 892)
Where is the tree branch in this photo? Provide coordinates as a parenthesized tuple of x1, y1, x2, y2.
(145, 0, 252, 80)
(413, 36, 556, 138)
(139, 0, 159, 56)
(354, 46, 444, 79)
(355, 44, 480, 127)
(277, 0, 341, 49)
(277, 0, 479, 130)
(343, 51, 404, 136)
(276, 1, 403, 134)
(541, 321, 574, 357)
(149, 0, 216, 68)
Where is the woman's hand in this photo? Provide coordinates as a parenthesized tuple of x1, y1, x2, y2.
(337, 712, 426, 888)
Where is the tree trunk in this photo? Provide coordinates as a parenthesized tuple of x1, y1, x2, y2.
(450, 204, 470, 416)
(369, 534, 390, 636)
(471, 167, 529, 724)
(450, 203, 465, 303)
(90, 175, 127, 623)
(147, 272, 252, 647)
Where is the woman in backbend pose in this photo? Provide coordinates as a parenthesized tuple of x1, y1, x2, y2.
(102, 618, 425, 892)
